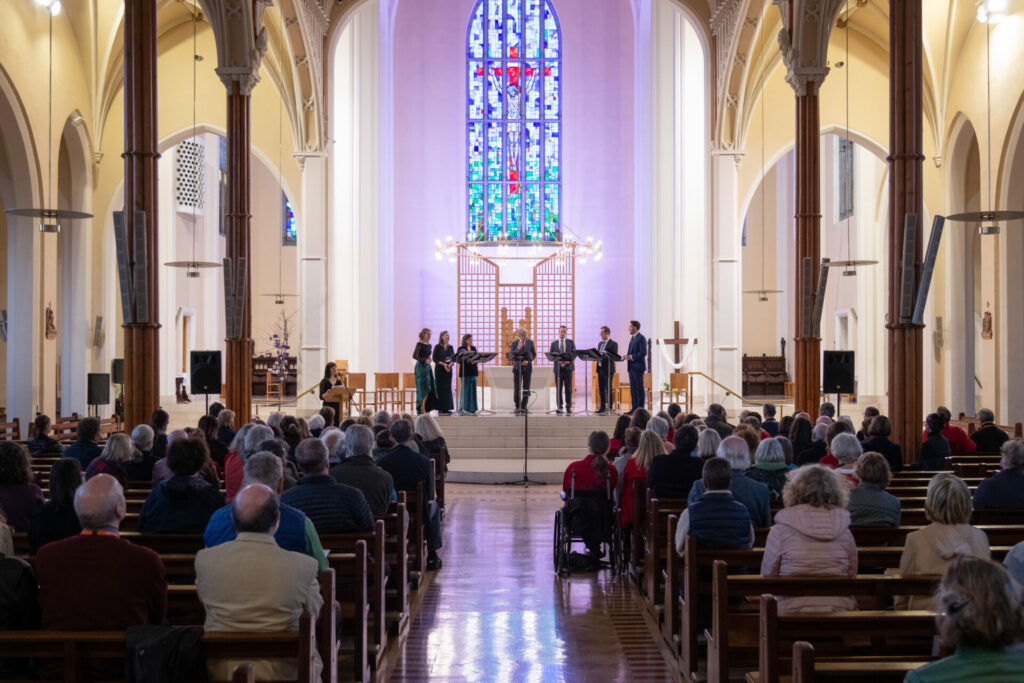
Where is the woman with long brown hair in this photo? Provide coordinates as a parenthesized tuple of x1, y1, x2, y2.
(319, 362, 343, 426)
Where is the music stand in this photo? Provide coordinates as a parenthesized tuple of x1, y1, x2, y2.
(457, 350, 497, 415)
(545, 350, 576, 415)
(597, 348, 622, 415)
(575, 348, 604, 416)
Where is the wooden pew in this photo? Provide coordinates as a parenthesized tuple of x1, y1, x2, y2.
(751, 595, 940, 683)
(0, 617, 318, 682)
(627, 480, 646, 586)
(380, 502, 410, 637)
(328, 544, 366, 682)
(643, 494, 686, 611)
(400, 481, 429, 588)
(789, 640, 933, 683)
(0, 417, 20, 440)
(706, 561, 937, 683)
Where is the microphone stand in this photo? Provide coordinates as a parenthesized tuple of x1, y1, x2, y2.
(503, 388, 544, 487)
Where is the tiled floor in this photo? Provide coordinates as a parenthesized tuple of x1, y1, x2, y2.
(384, 484, 675, 682)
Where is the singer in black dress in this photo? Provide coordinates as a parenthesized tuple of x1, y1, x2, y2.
(319, 362, 342, 425)
(432, 331, 455, 414)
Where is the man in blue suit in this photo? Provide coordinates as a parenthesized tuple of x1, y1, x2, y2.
(622, 320, 647, 413)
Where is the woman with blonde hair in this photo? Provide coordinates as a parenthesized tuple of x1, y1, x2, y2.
(85, 433, 133, 487)
(898, 473, 990, 609)
(620, 431, 665, 529)
(905, 557, 1024, 682)
(413, 328, 435, 414)
(415, 414, 447, 454)
(696, 427, 721, 460)
(432, 330, 456, 414)
(216, 409, 236, 445)
(761, 464, 857, 614)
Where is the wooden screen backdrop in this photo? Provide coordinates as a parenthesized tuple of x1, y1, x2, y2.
(457, 246, 575, 368)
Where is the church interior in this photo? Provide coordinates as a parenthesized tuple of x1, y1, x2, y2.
(3, 0, 1024, 680)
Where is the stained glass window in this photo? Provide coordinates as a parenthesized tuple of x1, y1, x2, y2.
(467, 0, 561, 242)
(282, 191, 297, 246)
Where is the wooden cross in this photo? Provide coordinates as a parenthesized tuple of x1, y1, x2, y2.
(662, 321, 697, 373)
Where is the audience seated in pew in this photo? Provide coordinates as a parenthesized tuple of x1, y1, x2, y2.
(223, 423, 254, 502)
(744, 437, 790, 500)
(85, 432, 132, 487)
(257, 437, 299, 489)
(320, 426, 347, 464)
(153, 429, 220, 488)
(151, 409, 171, 461)
(647, 425, 701, 500)
(860, 414, 903, 472)
(215, 407, 236, 446)
(814, 421, 853, 468)
(618, 432, 662, 529)
(972, 439, 1024, 511)
(377, 419, 444, 570)
(62, 416, 103, 469)
(28, 458, 82, 552)
(898, 473, 990, 609)
(923, 405, 977, 453)
(796, 422, 829, 466)
(854, 405, 879, 441)
(26, 414, 62, 455)
(646, 415, 673, 451)
(696, 427, 721, 460)
(198, 414, 229, 468)
(562, 430, 617, 568)
(139, 438, 225, 534)
(196, 483, 324, 681)
(732, 424, 762, 462)
(0, 442, 43, 532)
(829, 433, 863, 486)
(704, 403, 734, 439)
(688, 436, 772, 528)
(817, 401, 836, 426)
(846, 452, 901, 527)
(608, 415, 631, 457)
(612, 427, 642, 478)
(971, 408, 1011, 452)
(331, 424, 396, 517)
(905, 557, 1024, 683)
(126, 424, 160, 482)
(0, 545, 38, 677)
(205, 452, 327, 572)
(916, 412, 953, 470)
(282, 438, 374, 537)
(761, 464, 857, 615)
(674, 457, 753, 558)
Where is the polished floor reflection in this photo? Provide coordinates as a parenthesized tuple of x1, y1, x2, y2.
(385, 484, 674, 682)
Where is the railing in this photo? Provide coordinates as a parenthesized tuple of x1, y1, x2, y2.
(686, 371, 747, 404)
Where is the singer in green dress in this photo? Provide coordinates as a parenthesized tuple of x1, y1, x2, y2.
(414, 328, 435, 414)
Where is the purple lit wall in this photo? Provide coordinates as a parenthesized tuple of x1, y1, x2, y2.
(392, 0, 635, 368)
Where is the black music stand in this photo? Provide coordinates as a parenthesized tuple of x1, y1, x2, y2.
(575, 348, 604, 416)
(597, 348, 623, 415)
(506, 348, 533, 415)
(545, 350, 576, 415)
(456, 350, 496, 416)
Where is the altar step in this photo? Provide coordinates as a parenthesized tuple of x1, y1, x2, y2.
(437, 414, 620, 485)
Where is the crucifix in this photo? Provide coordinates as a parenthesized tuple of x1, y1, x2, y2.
(662, 321, 697, 373)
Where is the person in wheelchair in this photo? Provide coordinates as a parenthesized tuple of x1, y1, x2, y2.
(562, 431, 618, 568)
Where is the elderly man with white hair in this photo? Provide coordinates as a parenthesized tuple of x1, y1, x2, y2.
(197, 483, 324, 681)
(686, 435, 772, 527)
(205, 452, 327, 570)
(224, 423, 275, 500)
(319, 426, 347, 463)
(330, 425, 396, 516)
(796, 422, 830, 466)
(125, 423, 159, 482)
(35, 474, 167, 632)
(973, 439, 1024, 510)
(829, 433, 864, 486)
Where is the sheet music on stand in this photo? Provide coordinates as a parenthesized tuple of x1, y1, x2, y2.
(577, 347, 622, 415)
(456, 351, 497, 416)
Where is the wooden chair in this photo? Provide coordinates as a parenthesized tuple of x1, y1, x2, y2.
(613, 372, 652, 409)
(266, 370, 283, 401)
(347, 372, 367, 414)
(660, 372, 688, 412)
(401, 372, 418, 412)
(374, 373, 401, 413)
(591, 363, 620, 407)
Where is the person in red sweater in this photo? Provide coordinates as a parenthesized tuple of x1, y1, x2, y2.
(35, 474, 167, 629)
(619, 431, 665, 529)
(562, 431, 618, 567)
(921, 406, 976, 453)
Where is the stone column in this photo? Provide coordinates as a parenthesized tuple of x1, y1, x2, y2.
(122, 0, 160, 430)
(792, 86, 822, 417)
(297, 153, 328, 410)
(223, 79, 254, 424)
(887, 0, 925, 461)
(711, 149, 744, 412)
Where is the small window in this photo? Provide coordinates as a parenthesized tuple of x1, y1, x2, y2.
(282, 192, 297, 246)
(836, 137, 854, 221)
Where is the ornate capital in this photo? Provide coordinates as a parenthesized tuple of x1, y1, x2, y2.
(774, 0, 847, 96)
(198, 0, 271, 96)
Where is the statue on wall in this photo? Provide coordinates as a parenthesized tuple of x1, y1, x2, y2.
(982, 302, 993, 340)
(45, 302, 57, 340)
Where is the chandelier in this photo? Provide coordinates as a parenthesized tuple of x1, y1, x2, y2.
(435, 229, 602, 268)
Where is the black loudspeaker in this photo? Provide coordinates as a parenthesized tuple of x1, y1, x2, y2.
(191, 350, 222, 395)
(87, 373, 111, 406)
(111, 358, 125, 385)
(822, 351, 855, 395)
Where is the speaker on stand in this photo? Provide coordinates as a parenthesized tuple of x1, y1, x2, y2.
(822, 351, 855, 418)
(87, 373, 111, 418)
(190, 350, 223, 415)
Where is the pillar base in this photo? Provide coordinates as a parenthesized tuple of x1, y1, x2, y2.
(225, 337, 253, 425)
(123, 323, 161, 431)
(887, 322, 924, 464)
(793, 336, 821, 417)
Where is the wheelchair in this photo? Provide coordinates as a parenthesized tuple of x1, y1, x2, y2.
(552, 470, 623, 575)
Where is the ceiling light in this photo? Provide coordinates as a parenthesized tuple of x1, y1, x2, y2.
(977, 0, 1009, 23)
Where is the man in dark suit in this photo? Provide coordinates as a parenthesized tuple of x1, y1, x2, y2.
(549, 325, 576, 414)
(510, 327, 537, 414)
(622, 320, 648, 413)
(596, 326, 618, 414)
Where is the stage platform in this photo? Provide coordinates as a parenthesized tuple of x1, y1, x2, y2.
(437, 414, 621, 485)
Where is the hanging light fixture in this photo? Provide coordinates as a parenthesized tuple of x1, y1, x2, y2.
(165, 7, 221, 277)
(947, 1, 1024, 233)
(823, 1, 877, 277)
(744, 7, 782, 302)
(260, 93, 298, 305)
(5, 1, 92, 231)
